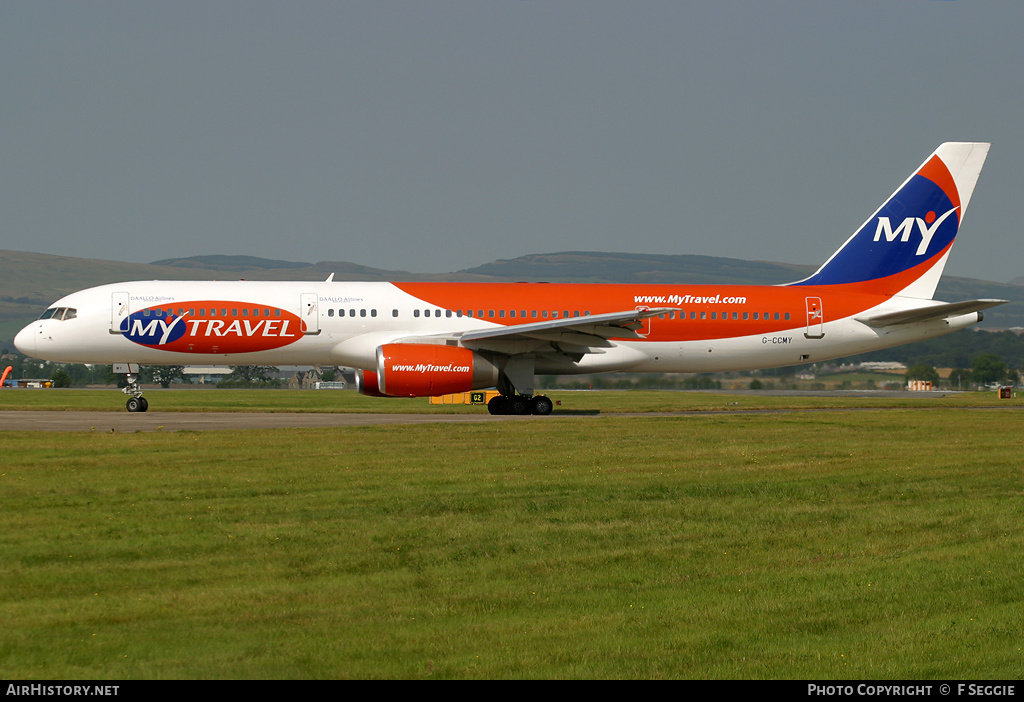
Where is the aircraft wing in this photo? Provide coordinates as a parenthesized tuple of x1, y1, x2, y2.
(392, 307, 675, 355)
(855, 299, 1009, 327)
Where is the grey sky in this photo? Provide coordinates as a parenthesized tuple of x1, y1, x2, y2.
(2, 1, 1022, 282)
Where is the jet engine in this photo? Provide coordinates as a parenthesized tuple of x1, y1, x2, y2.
(353, 369, 389, 397)
(357, 343, 499, 397)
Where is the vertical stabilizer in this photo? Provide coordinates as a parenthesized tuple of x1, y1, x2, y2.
(792, 142, 990, 299)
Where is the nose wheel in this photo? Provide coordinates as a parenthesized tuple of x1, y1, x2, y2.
(118, 366, 149, 412)
(126, 395, 149, 413)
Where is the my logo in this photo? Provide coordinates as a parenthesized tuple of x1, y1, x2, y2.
(124, 311, 188, 346)
(873, 206, 958, 256)
(121, 301, 303, 353)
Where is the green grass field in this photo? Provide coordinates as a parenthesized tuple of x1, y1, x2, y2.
(2, 391, 1023, 679)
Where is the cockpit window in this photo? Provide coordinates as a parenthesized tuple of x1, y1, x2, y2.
(38, 307, 77, 321)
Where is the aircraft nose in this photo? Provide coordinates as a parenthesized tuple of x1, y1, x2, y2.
(13, 323, 37, 357)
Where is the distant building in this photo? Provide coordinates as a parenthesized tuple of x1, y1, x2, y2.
(183, 366, 232, 384)
(288, 368, 322, 389)
(859, 362, 907, 371)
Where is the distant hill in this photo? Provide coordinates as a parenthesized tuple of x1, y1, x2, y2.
(2, 249, 1022, 350)
(150, 255, 313, 271)
(459, 251, 814, 285)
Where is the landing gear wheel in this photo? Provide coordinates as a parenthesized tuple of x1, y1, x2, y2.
(488, 395, 509, 415)
(530, 395, 553, 416)
(126, 396, 148, 413)
(508, 395, 530, 415)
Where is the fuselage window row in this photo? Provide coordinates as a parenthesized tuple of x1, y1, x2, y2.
(319, 308, 793, 322)
(327, 309, 378, 318)
(136, 307, 284, 318)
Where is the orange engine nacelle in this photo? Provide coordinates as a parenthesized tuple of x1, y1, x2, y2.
(360, 343, 499, 398)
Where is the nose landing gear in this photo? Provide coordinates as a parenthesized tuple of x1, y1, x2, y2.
(115, 363, 149, 412)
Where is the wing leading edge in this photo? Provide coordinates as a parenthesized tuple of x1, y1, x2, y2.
(392, 307, 674, 353)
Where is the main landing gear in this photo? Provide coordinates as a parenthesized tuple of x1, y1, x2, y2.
(487, 394, 553, 416)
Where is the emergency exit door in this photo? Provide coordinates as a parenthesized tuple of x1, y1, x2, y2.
(805, 297, 824, 339)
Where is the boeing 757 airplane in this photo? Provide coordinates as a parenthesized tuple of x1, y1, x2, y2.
(15, 142, 1005, 414)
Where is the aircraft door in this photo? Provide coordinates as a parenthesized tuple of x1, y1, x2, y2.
(111, 292, 130, 334)
(301, 293, 320, 335)
(805, 297, 824, 339)
(634, 307, 652, 337)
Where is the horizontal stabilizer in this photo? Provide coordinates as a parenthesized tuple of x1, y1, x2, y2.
(855, 299, 1008, 327)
